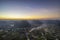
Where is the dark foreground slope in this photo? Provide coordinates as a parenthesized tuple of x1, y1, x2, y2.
(0, 20, 60, 40)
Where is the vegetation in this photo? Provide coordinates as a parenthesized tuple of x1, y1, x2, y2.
(0, 25, 60, 40)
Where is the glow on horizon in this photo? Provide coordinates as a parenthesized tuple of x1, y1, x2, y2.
(0, 14, 59, 20)
(0, 8, 60, 20)
(0, 8, 59, 20)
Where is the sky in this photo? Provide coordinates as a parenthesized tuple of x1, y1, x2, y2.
(0, 0, 60, 20)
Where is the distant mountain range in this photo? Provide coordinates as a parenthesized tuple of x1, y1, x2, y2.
(0, 20, 60, 30)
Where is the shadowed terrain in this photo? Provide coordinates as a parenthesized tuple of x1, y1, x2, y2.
(0, 20, 60, 40)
